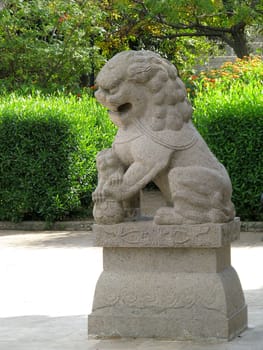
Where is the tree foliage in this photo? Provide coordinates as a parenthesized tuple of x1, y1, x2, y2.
(108, 0, 263, 58)
(0, 0, 106, 90)
(0, 0, 262, 91)
(96, 0, 223, 71)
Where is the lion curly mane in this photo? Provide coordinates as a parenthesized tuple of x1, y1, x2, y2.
(110, 50, 193, 132)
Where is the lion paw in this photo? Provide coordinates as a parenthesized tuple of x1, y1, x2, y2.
(92, 190, 105, 203)
(154, 207, 205, 225)
(154, 207, 184, 225)
(109, 175, 123, 186)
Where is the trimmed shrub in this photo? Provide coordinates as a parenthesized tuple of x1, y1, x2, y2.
(0, 57, 262, 223)
(192, 57, 263, 221)
(0, 93, 116, 222)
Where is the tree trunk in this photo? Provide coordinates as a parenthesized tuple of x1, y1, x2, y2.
(229, 24, 250, 58)
(231, 32, 249, 58)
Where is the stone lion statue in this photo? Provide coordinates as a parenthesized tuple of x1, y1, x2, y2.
(93, 50, 235, 225)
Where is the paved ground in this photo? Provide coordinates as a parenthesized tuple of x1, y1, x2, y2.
(0, 230, 262, 350)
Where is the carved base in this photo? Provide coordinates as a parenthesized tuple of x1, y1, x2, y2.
(88, 220, 247, 340)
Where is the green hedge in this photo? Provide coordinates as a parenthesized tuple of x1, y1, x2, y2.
(0, 93, 116, 222)
(0, 73, 262, 222)
(193, 83, 263, 221)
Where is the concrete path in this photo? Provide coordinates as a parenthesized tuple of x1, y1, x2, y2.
(0, 230, 262, 350)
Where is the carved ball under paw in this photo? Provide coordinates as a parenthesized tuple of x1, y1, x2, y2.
(93, 199, 124, 224)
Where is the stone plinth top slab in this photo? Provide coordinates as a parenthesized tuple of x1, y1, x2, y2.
(93, 218, 240, 248)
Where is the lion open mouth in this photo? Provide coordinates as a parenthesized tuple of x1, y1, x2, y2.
(117, 103, 132, 114)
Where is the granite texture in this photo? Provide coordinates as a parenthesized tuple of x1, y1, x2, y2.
(88, 220, 247, 340)
(92, 50, 235, 225)
(88, 50, 247, 341)
(93, 218, 240, 248)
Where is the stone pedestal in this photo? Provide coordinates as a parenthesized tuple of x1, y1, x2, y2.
(88, 218, 247, 340)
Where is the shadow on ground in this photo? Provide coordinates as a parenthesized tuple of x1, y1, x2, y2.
(0, 231, 95, 249)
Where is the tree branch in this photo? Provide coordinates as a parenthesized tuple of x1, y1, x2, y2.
(154, 31, 226, 39)
(132, 1, 248, 36)
(132, 0, 148, 15)
(162, 19, 233, 34)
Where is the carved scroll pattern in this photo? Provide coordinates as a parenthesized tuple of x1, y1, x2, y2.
(95, 220, 240, 247)
(95, 273, 226, 316)
(100, 225, 211, 247)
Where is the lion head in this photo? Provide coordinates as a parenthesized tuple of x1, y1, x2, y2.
(95, 50, 193, 132)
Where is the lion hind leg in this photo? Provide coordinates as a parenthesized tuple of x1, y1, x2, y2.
(154, 166, 235, 225)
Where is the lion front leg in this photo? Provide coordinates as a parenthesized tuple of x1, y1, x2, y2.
(102, 139, 173, 217)
(104, 157, 171, 202)
(154, 166, 235, 225)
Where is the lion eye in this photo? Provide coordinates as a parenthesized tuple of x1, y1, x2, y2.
(98, 87, 109, 95)
(109, 87, 119, 95)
